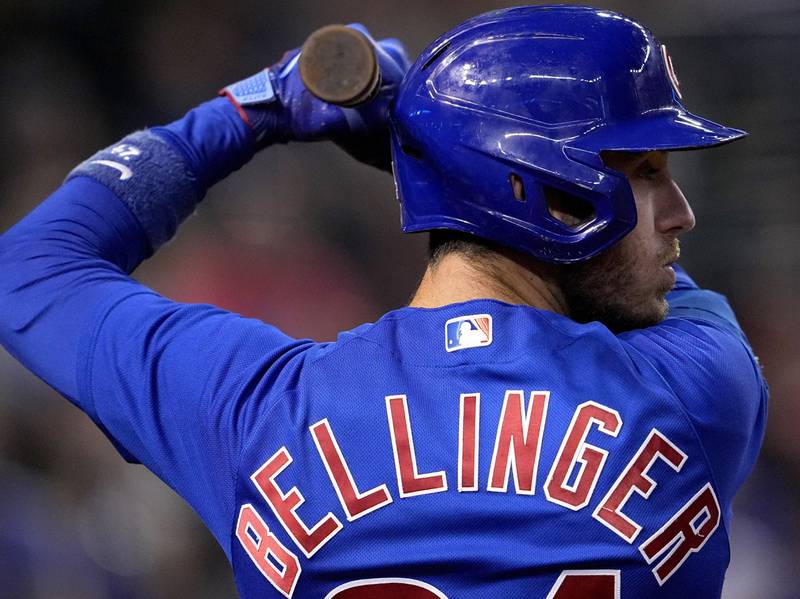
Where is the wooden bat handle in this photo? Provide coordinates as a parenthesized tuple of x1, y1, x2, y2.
(299, 25, 380, 107)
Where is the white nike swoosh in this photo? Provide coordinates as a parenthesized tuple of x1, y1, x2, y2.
(90, 160, 133, 181)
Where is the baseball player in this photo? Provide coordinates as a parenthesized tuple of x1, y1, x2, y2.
(0, 6, 767, 598)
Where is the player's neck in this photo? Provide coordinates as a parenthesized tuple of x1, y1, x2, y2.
(408, 251, 569, 315)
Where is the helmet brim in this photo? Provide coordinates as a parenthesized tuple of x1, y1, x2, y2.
(570, 108, 747, 153)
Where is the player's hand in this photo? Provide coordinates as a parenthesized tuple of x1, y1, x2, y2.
(223, 24, 411, 172)
(273, 23, 410, 172)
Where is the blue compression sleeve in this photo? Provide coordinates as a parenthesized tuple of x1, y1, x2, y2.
(0, 97, 303, 556)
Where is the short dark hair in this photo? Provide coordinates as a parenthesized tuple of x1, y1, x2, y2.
(428, 230, 497, 266)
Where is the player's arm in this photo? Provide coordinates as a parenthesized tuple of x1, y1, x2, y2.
(619, 265, 768, 509)
(0, 27, 409, 555)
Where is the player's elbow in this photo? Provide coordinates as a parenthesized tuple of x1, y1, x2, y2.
(0, 230, 58, 337)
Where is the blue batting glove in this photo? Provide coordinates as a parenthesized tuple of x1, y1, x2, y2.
(221, 24, 411, 172)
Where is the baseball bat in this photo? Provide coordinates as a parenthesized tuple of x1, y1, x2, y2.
(299, 25, 381, 107)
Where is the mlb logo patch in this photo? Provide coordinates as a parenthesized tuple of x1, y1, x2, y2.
(445, 314, 493, 352)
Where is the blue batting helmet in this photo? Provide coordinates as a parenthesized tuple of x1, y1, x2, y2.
(389, 6, 746, 263)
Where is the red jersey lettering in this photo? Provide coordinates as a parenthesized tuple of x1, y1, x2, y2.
(487, 390, 549, 494)
(458, 393, 480, 492)
(236, 504, 301, 598)
(386, 395, 448, 497)
(594, 429, 687, 542)
(311, 418, 393, 521)
(252, 447, 343, 558)
(639, 483, 721, 584)
(545, 401, 622, 510)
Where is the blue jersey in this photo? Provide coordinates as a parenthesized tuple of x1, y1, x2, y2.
(0, 98, 767, 598)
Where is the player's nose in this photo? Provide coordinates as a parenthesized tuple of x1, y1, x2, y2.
(656, 178, 696, 237)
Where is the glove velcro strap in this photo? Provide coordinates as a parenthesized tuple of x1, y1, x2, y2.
(220, 69, 288, 146)
(221, 69, 277, 108)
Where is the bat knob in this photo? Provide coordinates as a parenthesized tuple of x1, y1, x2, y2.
(299, 25, 380, 107)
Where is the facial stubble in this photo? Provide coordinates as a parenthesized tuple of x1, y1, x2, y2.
(557, 239, 679, 333)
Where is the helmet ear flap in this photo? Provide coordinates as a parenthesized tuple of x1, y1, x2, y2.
(503, 157, 637, 262)
(391, 109, 639, 263)
(543, 185, 597, 230)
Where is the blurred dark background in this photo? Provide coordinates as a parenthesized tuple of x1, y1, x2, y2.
(0, 0, 797, 597)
